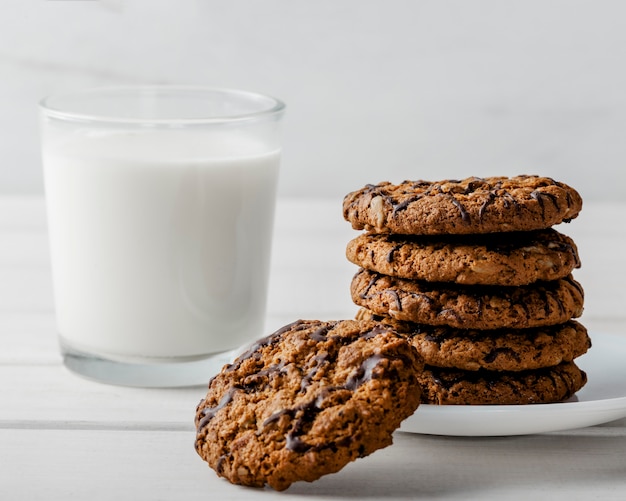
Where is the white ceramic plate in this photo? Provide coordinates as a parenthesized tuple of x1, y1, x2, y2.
(400, 332, 626, 436)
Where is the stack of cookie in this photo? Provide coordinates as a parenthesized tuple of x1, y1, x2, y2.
(343, 175, 590, 405)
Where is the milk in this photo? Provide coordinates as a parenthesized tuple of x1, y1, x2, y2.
(43, 129, 280, 361)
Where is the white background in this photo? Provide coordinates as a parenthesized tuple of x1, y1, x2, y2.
(1, 0, 625, 201)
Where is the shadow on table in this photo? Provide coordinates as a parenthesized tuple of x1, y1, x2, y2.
(286, 429, 626, 498)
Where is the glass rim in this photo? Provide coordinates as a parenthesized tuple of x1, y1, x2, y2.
(39, 85, 286, 126)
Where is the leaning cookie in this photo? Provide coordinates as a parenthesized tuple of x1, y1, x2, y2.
(351, 268, 584, 330)
(355, 309, 590, 372)
(343, 175, 582, 235)
(419, 362, 587, 405)
(346, 229, 580, 286)
(194, 319, 423, 491)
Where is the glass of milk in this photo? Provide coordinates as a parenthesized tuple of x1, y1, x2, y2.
(40, 86, 285, 386)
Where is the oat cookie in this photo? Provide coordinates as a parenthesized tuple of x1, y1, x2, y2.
(418, 361, 587, 405)
(194, 319, 423, 491)
(355, 309, 590, 372)
(351, 268, 584, 330)
(346, 229, 580, 286)
(343, 175, 582, 235)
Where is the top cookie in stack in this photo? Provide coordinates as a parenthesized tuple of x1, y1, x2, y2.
(343, 175, 582, 235)
(343, 175, 590, 405)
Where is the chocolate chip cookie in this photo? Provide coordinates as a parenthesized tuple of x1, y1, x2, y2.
(343, 175, 582, 235)
(351, 268, 584, 330)
(355, 309, 590, 372)
(418, 361, 587, 405)
(346, 229, 580, 286)
(194, 319, 423, 491)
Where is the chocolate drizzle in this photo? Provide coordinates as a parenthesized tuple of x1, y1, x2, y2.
(197, 320, 410, 458)
(358, 272, 379, 299)
(531, 189, 559, 214)
(390, 181, 432, 215)
(425, 363, 586, 405)
(215, 455, 227, 474)
(502, 191, 520, 211)
(258, 351, 388, 453)
(354, 269, 582, 329)
(392, 194, 423, 215)
(386, 289, 403, 311)
(478, 192, 496, 219)
(198, 385, 241, 429)
(282, 353, 387, 452)
(563, 275, 585, 298)
(345, 354, 384, 391)
(223, 320, 303, 373)
(386, 244, 403, 263)
(309, 324, 333, 341)
(449, 195, 470, 223)
(345, 176, 582, 235)
(384, 177, 515, 223)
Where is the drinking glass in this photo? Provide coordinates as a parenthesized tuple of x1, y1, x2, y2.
(40, 86, 285, 386)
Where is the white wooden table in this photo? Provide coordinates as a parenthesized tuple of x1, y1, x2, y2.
(2, 196, 626, 500)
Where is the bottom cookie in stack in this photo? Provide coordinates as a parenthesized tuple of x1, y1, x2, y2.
(419, 363, 587, 405)
(356, 308, 590, 405)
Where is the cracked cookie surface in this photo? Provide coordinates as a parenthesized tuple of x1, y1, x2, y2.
(343, 175, 582, 235)
(346, 229, 580, 286)
(194, 319, 423, 491)
(355, 309, 590, 372)
(350, 268, 584, 330)
(419, 361, 587, 405)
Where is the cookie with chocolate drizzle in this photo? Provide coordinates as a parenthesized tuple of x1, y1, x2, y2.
(351, 268, 584, 330)
(346, 228, 581, 286)
(418, 361, 587, 405)
(343, 175, 582, 235)
(355, 309, 591, 372)
(194, 319, 423, 491)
